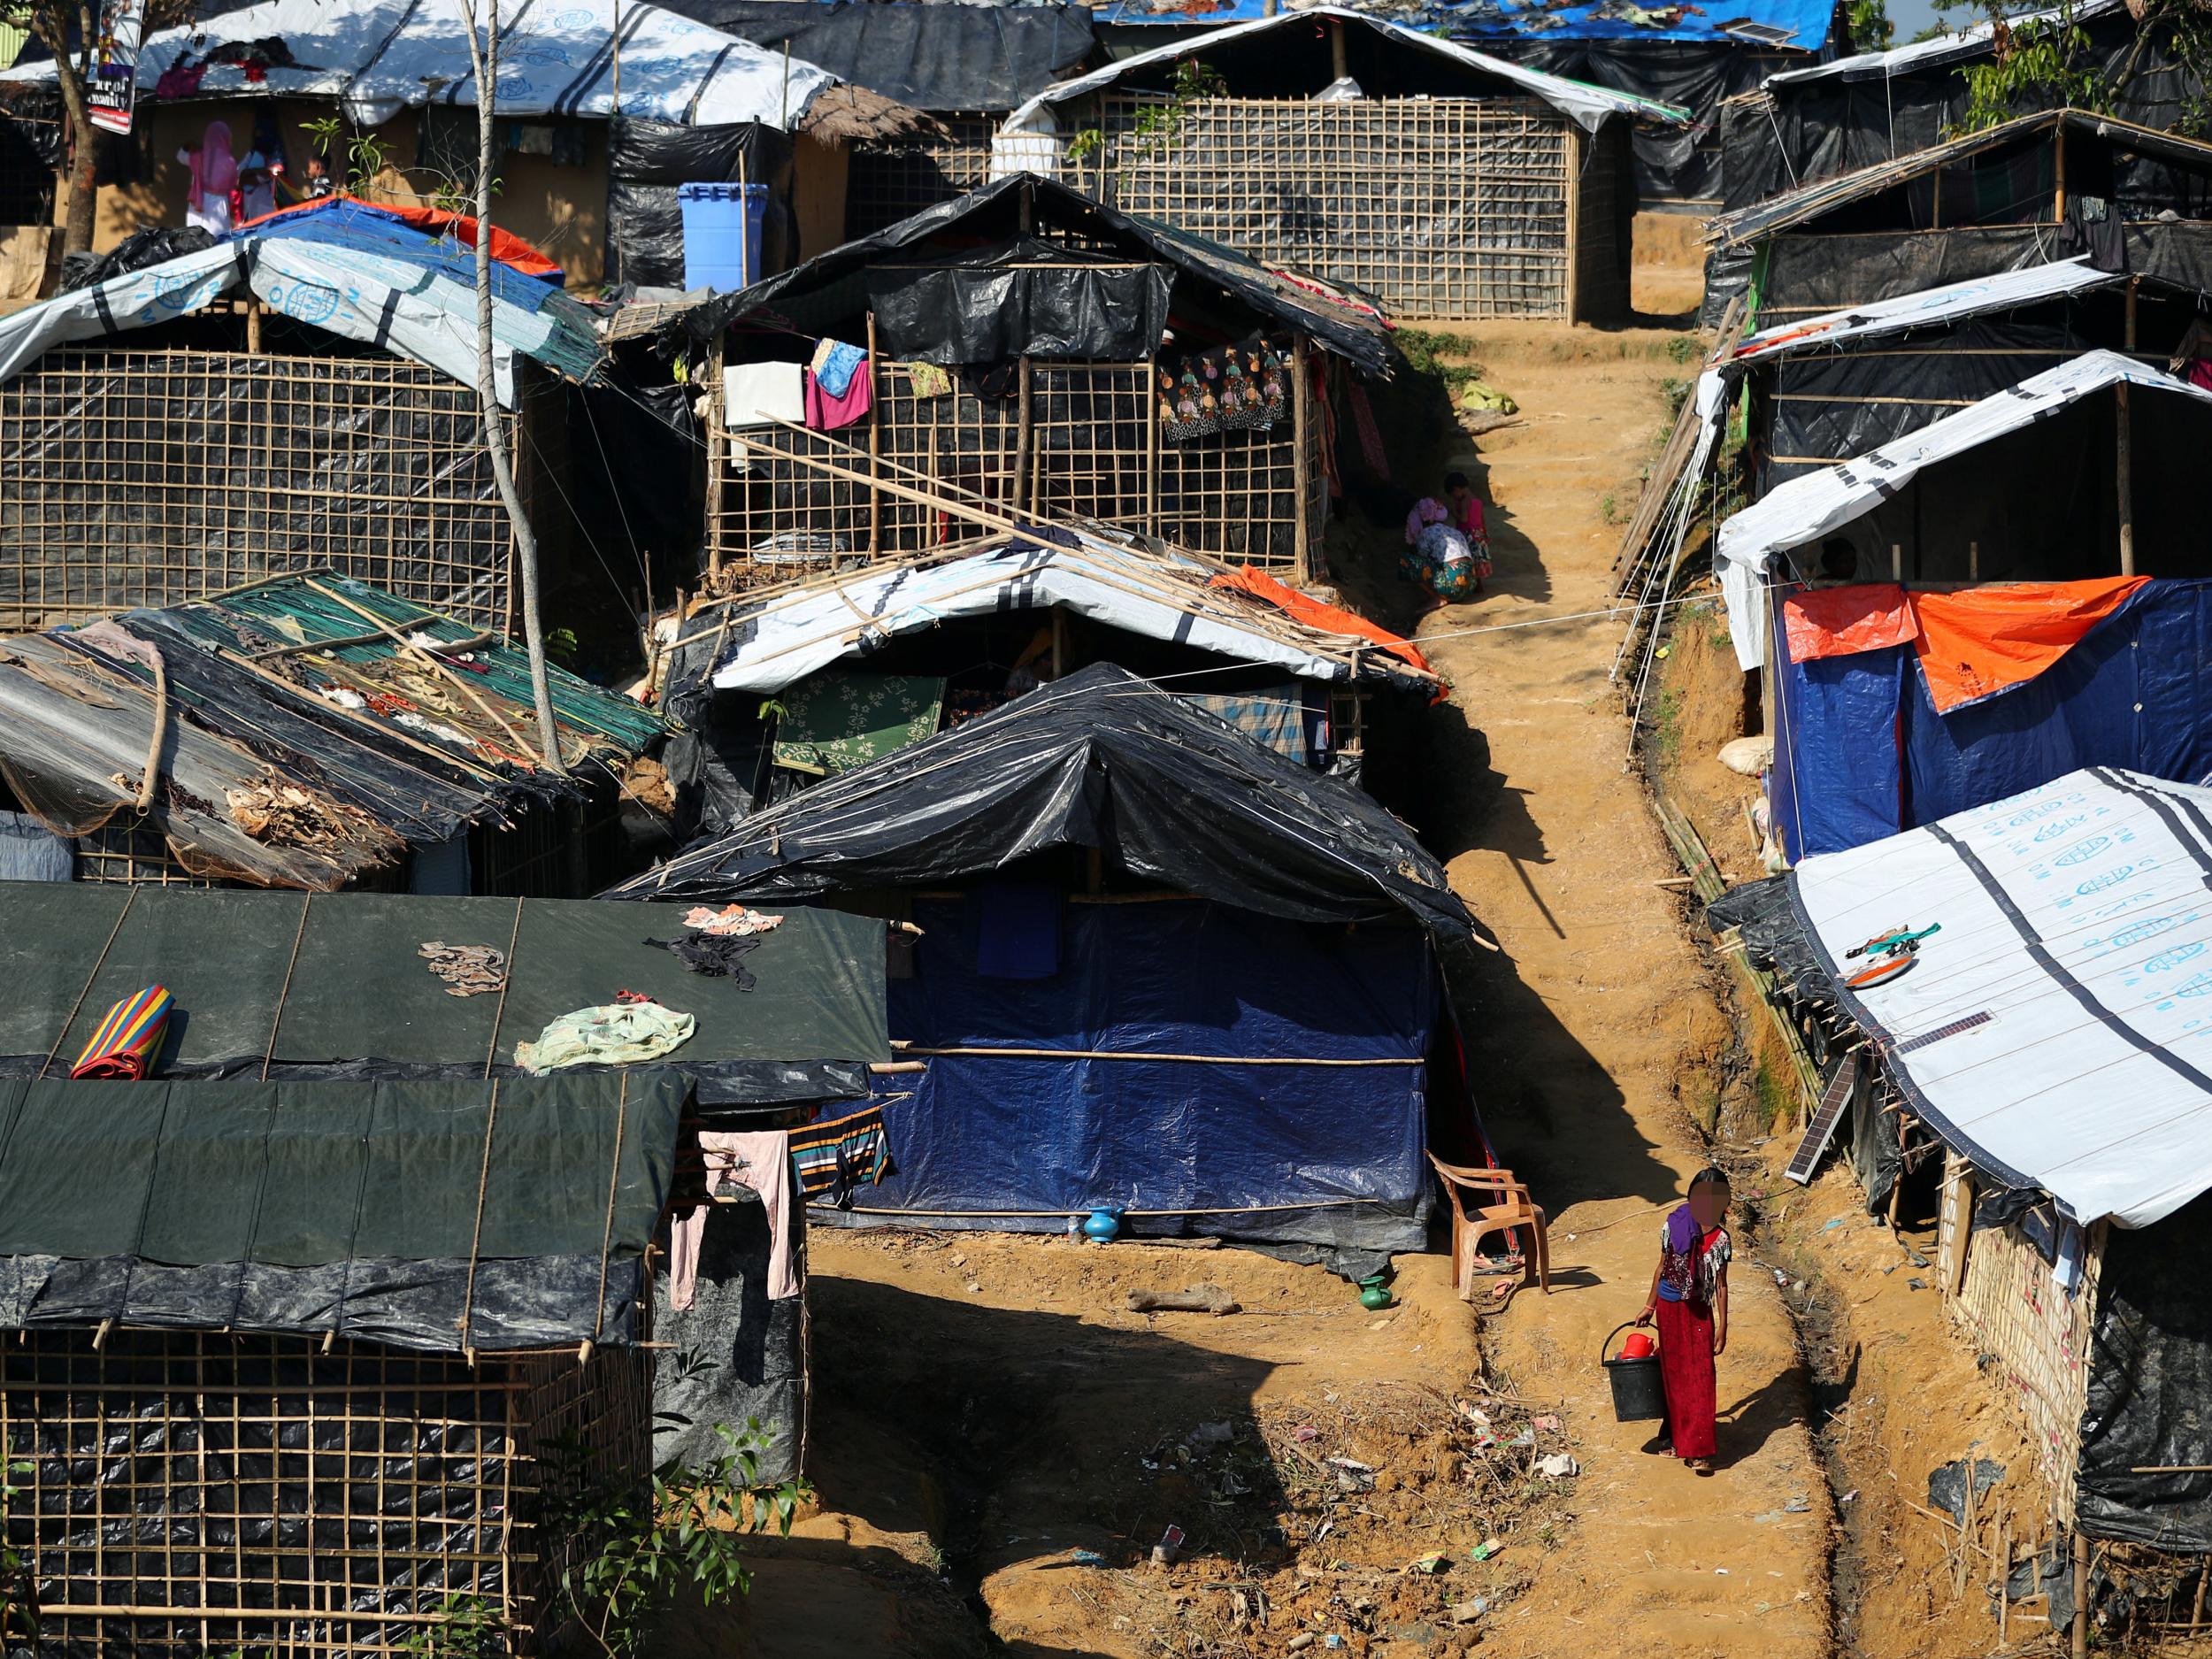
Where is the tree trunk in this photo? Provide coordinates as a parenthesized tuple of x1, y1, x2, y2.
(457, 0, 565, 775)
(37, 4, 99, 256)
(62, 141, 96, 256)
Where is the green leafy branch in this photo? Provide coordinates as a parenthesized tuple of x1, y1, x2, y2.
(533, 1421, 806, 1659)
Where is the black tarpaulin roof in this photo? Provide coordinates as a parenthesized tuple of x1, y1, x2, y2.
(1708, 108, 2212, 249)
(659, 173, 1396, 376)
(608, 661, 1481, 964)
(0, 1071, 682, 1351)
(0, 883, 888, 1107)
(680, 1, 1094, 112)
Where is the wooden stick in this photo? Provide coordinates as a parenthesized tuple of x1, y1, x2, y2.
(866, 311, 882, 555)
(899, 1045, 1424, 1066)
(134, 644, 168, 813)
(302, 578, 535, 757)
(250, 626, 492, 661)
(1128, 1284, 1240, 1316)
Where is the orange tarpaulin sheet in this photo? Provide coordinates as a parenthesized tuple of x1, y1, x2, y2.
(234, 194, 564, 280)
(1909, 577, 2149, 713)
(1783, 583, 1918, 664)
(1209, 565, 1438, 682)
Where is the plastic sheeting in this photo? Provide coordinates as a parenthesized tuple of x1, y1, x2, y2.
(0, 884, 889, 1109)
(1770, 579, 2212, 858)
(683, 1, 1094, 112)
(1726, 258, 2118, 365)
(693, 537, 1434, 696)
(1717, 353, 2212, 671)
(1788, 766, 2212, 1228)
(2078, 1196, 2212, 1549)
(653, 1191, 806, 1483)
(0, 209, 603, 405)
(996, 6, 1688, 143)
(605, 662, 1484, 969)
(826, 897, 1433, 1249)
(0, 1072, 683, 1351)
(866, 239, 1171, 363)
(607, 116, 796, 289)
(6, 0, 837, 130)
(658, 173, 1395, 377)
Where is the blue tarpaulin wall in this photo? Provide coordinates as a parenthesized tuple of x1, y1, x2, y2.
(1772, 579, 2212, 858)
(844, 895, 1434, 1250)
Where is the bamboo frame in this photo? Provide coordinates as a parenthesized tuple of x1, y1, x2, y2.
(1074, 94, 1578, 321)
(1940, 1156, 2102, 1519)
(0, 341, 521, 632)
(707, 355, 1310, 583)
(1, 1331, 652, 1657)
(843, 113, 1002, 240)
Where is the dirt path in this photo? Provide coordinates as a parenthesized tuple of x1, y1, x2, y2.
(1408, 322, 1832, 1659)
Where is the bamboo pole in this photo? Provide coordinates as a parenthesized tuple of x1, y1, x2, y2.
(2072, 1532, 2089, 1659)
(900, 1045, 1424, 1067)
(2117, 382, 2134, 577)
(1292, 334, 1313, 582)
(1330, 19, 1348, 81)
(301, 578, 536, 757)
(1012, 353, 1034, 514)
(866, 310, 882, 554)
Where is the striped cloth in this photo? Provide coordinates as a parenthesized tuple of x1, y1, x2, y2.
(71, 986, 175, 1079)
(788, 1105, 891, 1202)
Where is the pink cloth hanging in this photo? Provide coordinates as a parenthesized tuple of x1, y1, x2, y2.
(179, 119, 238, 234)
(804, 357, 874, 431)
(667, 1130, 798, 1310)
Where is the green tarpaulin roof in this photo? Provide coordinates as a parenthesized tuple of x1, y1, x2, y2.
(0, 1071, 683, 1351)
(0, 882, 888, 1107)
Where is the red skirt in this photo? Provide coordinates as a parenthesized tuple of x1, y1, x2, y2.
(1655, 1295, 1717, 1460)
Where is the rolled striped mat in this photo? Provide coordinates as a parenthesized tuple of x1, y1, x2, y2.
(70, 985, 175, 1080)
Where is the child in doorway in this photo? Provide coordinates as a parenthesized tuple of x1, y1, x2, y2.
(1401, 470, 1491, 606)
(1635, 1165, 1732, 1474)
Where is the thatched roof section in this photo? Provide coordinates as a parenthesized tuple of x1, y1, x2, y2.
(796, 83, 943, 146)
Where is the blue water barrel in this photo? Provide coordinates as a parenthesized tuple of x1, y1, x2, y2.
(677, 181, 766, 292)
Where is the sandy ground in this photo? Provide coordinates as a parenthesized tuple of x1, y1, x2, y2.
(1394, 317, 1832, 1659)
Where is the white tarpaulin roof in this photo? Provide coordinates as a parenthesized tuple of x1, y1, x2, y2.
(1794, 767, 2212, 1228)
(1713, 350, 2212, 670)
(1724, 258, 2119, 366)
(0, 234, 595, 405)
(993, 3, 1682, 172)
(1766, 0, 2122, 84)
(699, 538, 1435, 695)
(3, 0, 834, 128)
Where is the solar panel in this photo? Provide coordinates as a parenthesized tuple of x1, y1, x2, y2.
(1785, 1047, 1859, 1186)
(1718, 19, 1801, 42)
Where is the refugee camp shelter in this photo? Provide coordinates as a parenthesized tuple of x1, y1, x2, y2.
(0, 0, 928, 285)
(611, 662, 1487, 1254)
(1466, 0, 1839, 211)
(657, 173, 1394, 588)
(1716, 0, 2185, 216)
(652, 529, 1440, 831)
(0, 199, 603, 635)
(688, 0, 1096, 238)
(995, 6, 1685, 321)
(0, 572, 669, 891)
(1710, 353, 2212, 858)
(0, 1068, 680, 1656)
(1713, 770, 2212, 1594)
(0, 879, 892, 1620)
(1702, 108, 2212, 324)
(1713, 259, 2206, 492)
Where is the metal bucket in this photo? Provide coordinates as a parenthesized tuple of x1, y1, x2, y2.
(1601, 1321, 1667, 1422)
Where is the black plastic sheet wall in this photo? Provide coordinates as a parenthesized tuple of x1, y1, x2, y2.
(607, 116, 797, 289)
(653, 1190, 805, 1484)
(2078, 1196, 2212, 1549)
(865, 246, 1171, 363)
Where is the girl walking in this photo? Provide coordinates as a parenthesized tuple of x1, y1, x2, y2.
(1635, 1166, 1732, 1473)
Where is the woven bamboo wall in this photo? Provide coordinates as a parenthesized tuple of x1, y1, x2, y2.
(0, 340, 517, 632)
(1080, 95, 1575, 321)
(1942, 1163, 2102, 1517)
(0, 1331, 651, 1657)
(845, 114, 1001, 240)
(707, 359, 1306, 588)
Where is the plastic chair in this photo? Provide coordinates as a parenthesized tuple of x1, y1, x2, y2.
(1427, 1154, 1550, 1302)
